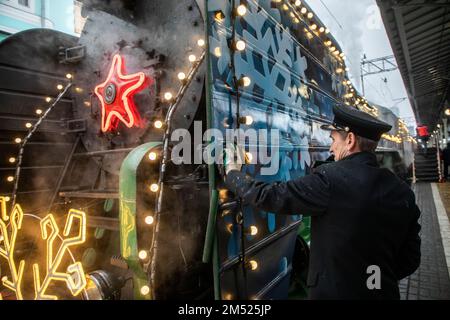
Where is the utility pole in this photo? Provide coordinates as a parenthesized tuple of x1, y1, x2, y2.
(360, 55, 398, 96)
(41, 0, 46, 28)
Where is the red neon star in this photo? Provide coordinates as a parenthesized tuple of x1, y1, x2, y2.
(94, 54, 152, 132)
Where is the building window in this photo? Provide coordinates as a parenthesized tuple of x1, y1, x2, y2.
(18, 0, 29, 7)
(2, 0, 35, 13)
(74, 0, 86, 35)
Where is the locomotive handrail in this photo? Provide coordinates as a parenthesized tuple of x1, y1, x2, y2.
(149, 51, 207, 299)
(72, 148, 134, 157)
(119, 141, 162, 300)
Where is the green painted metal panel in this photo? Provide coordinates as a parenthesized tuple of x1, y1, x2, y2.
(119, 141, 161, 300)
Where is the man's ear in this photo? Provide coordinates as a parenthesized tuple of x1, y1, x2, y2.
(347, 132, 358, 151)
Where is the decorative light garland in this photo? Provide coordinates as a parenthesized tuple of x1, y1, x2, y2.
(10, 82, 73, 208)
(146, 49, 206, 299)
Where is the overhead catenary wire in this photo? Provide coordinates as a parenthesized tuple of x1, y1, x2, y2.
(319, 0, 344, 30)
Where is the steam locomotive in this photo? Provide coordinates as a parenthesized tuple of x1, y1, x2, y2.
(0, 0, 414, 300)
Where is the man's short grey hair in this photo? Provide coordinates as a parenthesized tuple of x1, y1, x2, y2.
(338, 131, 379, 152)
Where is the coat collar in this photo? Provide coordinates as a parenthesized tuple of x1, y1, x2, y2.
(340, 151, 379, 167)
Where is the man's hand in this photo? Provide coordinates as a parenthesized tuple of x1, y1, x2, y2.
(223, 143, 245, 175)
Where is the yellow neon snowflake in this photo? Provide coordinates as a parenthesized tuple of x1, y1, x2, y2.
(0, 197, 87, 300)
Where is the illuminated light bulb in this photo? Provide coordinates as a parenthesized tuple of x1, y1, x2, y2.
(4, 196, 10, 202)
(188, 54, 197, 63)
(14, 138, 22, 144)
(177, 72, 186, 81)
(319, 27, 325, 33)
(150, 184, 159, 193)
(329, 46, 336, 52)
(295, 0, 301, 6)
(66, 73, 73, 79)
(240, 76, 251, 87)
(197, 39, 205, 47)
(45, 97, 52, 103)
(345, 67, 350, 72)
(219, 189, 229, 199)
(333, 50, 340, 56)
(307, 12, 313, 19)
(154, 120, 163, 129)
(164, 92, 173, 101)
(148, 152, 157, 161)
(300, 7, 307, 14)
(247, 260, 258, 270)
(245, 152, 253, 164)
(224, 293, 233, 300)
(445, 108, 450, 116)
(84, 101, 91, 107)
(240, 115, 253, 125)
(336, 68, 343, 74)
(145, 216, 154, 225)
(235, 40, 246, 51)
(7, 176, 14, 182)
(249, 226, 258, 236)
(293, 18, 300, 24)
(214, 11, 225, 22)
(8, 157, 16, 164)
(214, 47, 222, 57)
(25, 122, 32, 129)
(138, 250, 148, 260)
(57, 84, 63, 90)
(325, 28, 330, 34)
(325, 40, 332, 46)
(140, 286, 150, 295)
(282, 4, 289, 10)
(236, 4, 247, 16)
(340, 52, 345, 58)
(36, 109, 43, 115)
(75, 87, 83, 93)
(311, 24, 317, 30)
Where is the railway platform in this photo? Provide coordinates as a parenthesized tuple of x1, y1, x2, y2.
(400, 182, 450, 300)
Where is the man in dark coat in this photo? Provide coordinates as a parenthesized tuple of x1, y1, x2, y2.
(223, 104, 421, 300)
(443, 142, 450, 180)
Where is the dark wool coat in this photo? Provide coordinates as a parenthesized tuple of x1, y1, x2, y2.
(225, 152, 421, 299)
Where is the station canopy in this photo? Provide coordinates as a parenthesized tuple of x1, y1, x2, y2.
(377, 0, 450, 130)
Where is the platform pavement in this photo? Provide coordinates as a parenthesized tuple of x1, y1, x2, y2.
(399, 183, 450, 300)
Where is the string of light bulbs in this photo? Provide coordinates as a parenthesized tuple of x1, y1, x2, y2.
(10, 78, 73, 208)
(145, 49, 207, 299)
